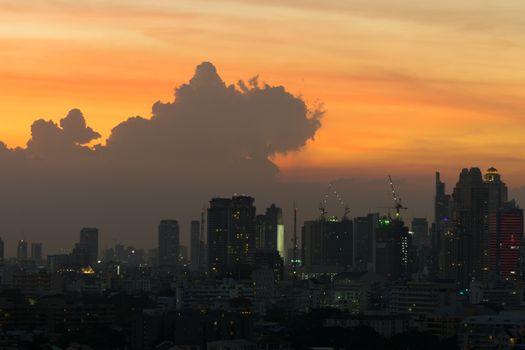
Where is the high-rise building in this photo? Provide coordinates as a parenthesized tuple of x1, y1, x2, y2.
(434, 172, 453, 279)
(353, 213, 378, 271)
(484, 167, 508, 215)
(79, 228, 99, 266)
(158, 220, 180, 268)
(190, 220, 201, 271)
(264, 204, 285, 259)
(488, 201, 523, 282)
(375, 217, 413, 281)
(411, 218, 429, 248)
(207, 196, 257, 274)
(17, 239, 28, 261)
(302, 216, 353, 270)
(0, 237, 4, 264)
(208, 198, 231, 273)
(31, 242, 43, 261)
(228, 196, 256, 266)
(452, 168, 488, 287)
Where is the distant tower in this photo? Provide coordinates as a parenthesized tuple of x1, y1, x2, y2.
(190, 220, 200, 271)
(452, 168, 488, 287)
(489, 201, 523, 281)
(0, 237, 4, 264)
(31, 242, 43, 261)
(17, 240, 28, 261)
(80, 228, 99, 266)
(207, 195, 257, 274)
(158, 220, 180, 268)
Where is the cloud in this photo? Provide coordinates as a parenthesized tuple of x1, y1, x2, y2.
(0, 62, 322, 252)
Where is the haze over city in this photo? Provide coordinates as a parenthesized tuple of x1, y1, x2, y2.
(1, 1, 525, 254)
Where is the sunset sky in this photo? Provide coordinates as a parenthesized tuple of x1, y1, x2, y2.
(2, 0, 525, 185)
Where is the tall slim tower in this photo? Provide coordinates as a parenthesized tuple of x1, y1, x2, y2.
(190, 220, 200, 271)
(488, 201, 523, 281)
(207, 198, 231, 273)
(158, 220, 179, 268)
(80, 228, 99, 266)
(0, 237, 4, 264)
(452, 168, 488, 287)
(17, 239, 28, 261)
(31, 242, 43, 261)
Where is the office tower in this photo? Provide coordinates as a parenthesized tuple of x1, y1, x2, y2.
(190, 220, 201, 271)
(255, 214, 266, 249)
(434, 172, 452, 278)
(208, 198, 231, 273)
(488, 201, 523, 281)
(375, 217, 413, 281)
(0, 237, 4, 264)
(353, 213, 378, 271)
(158, 220, 180, 268)
(302, 216, 353, 270)
(228, 195, 256, 266)
(79, 227, 99, 266)
(452, 168, 488, 287)
(17, 239, 28, 261)
(31, 242, 43, 261)
(484, 167, 508, 215)
(264, 204, 285, 259)
(302, 220, 324, 267)
(411, 218, 429, 248)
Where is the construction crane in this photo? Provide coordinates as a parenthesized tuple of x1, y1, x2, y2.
(388, 175, 408, 219)
(319, 183, 350, 219)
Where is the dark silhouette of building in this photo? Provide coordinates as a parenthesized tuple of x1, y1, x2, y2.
(433, 171, 452, 279)
(452, 168, 488, 287)
(31, 242, 43, 261)
(79, 227, 99, 266)
(158, 220, 180, 268)
(302, 216, 353, 270)
(190, 220, 201, 271)
(411, 218, 429, 248)
(208, 198, 232, 274)
(353, 213, 378, 271)
(0, 237, 4, 264)
(488, 200, 523, 282)
(207, 196, 257, 275)
(375, 217, 413, 281)
(17, 239, 28, 261)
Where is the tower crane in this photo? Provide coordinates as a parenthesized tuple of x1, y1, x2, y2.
(388, 175, 408, 219)
(319, 183, 350, 219)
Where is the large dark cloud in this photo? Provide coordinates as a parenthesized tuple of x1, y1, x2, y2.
(0, 62, 322, 253)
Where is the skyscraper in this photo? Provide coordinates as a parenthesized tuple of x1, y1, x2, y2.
(190, 220, 201, 271)
(353, 213, 378, 271)
(31, 242, 43, 261)
(484, 167, 508, 215)
(375, 217, 413, 281)
(0, 237, 4, 264)
(227, 195, 256, 266)
(302, 216, 353, 270)
(79, 228, 99, 266)
(434, 171, 452, 278)
(411, 218, 429, 248)
(207, 195, 261, 275)
(452, 168, 488, 287)
(488, 201, 523, 282)
(17, 239, 28, 261)
(158, 220, 180, 268)
(264, 204, 285, 259)
(208, 198, 231, 273)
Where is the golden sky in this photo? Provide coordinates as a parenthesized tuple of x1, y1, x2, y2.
(2, 0, 525, 184)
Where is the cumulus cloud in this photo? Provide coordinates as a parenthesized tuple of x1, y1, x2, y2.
(0, 62, 323, 252)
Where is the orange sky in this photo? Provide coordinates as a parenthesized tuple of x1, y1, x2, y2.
(2, 0, 525, 185)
